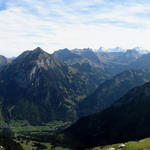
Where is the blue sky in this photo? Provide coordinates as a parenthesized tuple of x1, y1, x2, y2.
(0, 0, 150, 56)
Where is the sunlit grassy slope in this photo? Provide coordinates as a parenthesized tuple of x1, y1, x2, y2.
(88, 137, 150, 150)
(19, 136, 150, 150)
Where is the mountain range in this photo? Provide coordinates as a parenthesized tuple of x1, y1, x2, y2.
(53, 47, 144, 75)
(0, 47, 150, 124)
(52, 48, 150, 149)
(0, 47, 108, 124)
(0, 46, 150, 149)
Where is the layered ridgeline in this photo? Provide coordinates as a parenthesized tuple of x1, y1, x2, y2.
(128, 53, 150, 70)
(97, 48, 150, 74)
(97, 49, 142, 75)
(0, 47, 107, 125)
(56, 81, 150, 149)
(53, 48, 109, 86)
(53, 48, 143, 76)
(79, 69, 150, 116)
(54, 48, 150, 117)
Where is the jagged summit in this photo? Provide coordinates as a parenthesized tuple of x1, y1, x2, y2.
(33, 47, 43, 51)
(53, 48, 82, 62)
(32, 47, 47, 55)
(16, 47, 48, 60)
(12, 47, 64, 71)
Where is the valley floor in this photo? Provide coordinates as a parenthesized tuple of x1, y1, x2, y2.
(8, 121, 72, 150)
(3, 121, 150, 150)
